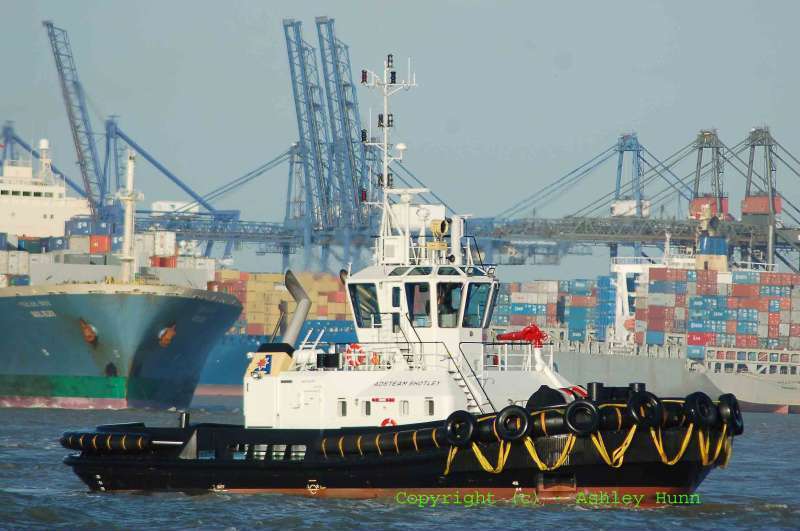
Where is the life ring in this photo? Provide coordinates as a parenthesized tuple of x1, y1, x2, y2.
(380, 417, 397, 427)
(344, 343, 366, 367)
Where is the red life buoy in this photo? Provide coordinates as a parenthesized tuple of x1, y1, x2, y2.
(381, 417, 398, 427)
(344, 343, 366, 367)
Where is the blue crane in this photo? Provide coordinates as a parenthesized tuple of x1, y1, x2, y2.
(43, 21, 107, 219)
(43, 20, 252, 257)
(283, 19, 335, 237)
(315, 16, 369, 233)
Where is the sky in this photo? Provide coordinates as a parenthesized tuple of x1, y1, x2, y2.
(3, 0, 798, 278)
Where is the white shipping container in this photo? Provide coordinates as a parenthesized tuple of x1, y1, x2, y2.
(717, 272, 733, 285)
(69, 235, 91, 254)
(176, 257, 195, 269)
(154, 231, 177, 257)
(7, 251, 29, 275)
(135, 233, 156, 256)
(29, 253, 54, 265)
(194, 258, 216, 270)
(610, 199, 652, 218)
(0, 251, 8, 274)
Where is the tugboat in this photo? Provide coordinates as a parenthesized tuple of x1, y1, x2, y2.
(60, 54, 743, 502)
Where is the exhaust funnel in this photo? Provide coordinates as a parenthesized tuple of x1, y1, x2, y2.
(282, 270, 311, 349)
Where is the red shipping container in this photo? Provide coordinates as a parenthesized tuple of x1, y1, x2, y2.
(780, 297, 792, 311)
(696, 270, 718, 283)
(675, 294, 686, 307)
(697, 283, 717, 295)
(160, 256, 177, 268)
(634, 332, 644, 345)
(510, 314, 531, 326)
(732, 284, 760, 297)
(508, 283, 521, 293)
(635, 308, 648, 320)
(768, 325, 780, 338)
(649, 268, 668, 281)
(726, 321, 737, 334)
(647, 306, 668, 320)
(246, 323, 266, 335)
(741, 195, 782, 215)
(791, 323, 800, 337)
(89, 235, 111, 253)
(327, 291, 346, 303)
(646, 319, 665, 332)
(569, 296, 596, 307)
(768, 313, 781, 326)
(546, 304, 557, 316)
(738, 297, 769, 311)
(150, 256, 160, 267)
(735, 335, 758, 348)
(687, 332, 715, 346)
(726, 297, 739, 309)
(240, 272, 251, 281)
(792, 274, 800, 286)
(674, 269, 688, 281)
(690, 196, 730, 219)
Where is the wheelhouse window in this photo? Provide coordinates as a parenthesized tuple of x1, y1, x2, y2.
(348, 283, 382, 328)
(406, 282, 431, 327)
(438, 267, 461, 276)
(463, 283, 492, 328)
(437, 282, 463, 328)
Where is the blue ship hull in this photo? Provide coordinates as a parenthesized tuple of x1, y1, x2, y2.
(0, 283, 241, 409)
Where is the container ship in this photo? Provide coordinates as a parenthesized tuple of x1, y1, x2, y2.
(0, 143, 241, 409)
(488, 235, 800, 414)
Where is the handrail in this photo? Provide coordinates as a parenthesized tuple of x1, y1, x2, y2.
(450, 342, 496, 414)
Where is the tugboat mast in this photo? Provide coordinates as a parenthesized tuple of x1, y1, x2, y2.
(361, 54, 416, 192)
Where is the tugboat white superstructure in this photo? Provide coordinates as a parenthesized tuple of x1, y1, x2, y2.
(61, 52, 742, 501)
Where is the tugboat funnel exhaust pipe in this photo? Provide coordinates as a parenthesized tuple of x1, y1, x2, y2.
(282, 270, 311, 349)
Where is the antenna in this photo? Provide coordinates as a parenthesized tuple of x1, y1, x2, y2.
(361, 53, 416, 192)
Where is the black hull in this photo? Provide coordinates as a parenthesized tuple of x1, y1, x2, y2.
(62, 421, 726, 505)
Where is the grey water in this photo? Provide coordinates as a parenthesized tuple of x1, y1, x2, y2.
(0, 409, 798, 530)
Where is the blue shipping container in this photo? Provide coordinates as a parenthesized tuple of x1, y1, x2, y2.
(732, 271, 759, 284)
(0, 233, 7, 250)
(568, 329, 586, 342)
(8, 275, 30, 286)
(686, 345, 706, 360)
(46, 237, 67, 251)
(736, 321, 758, 335)
(645, 331, 665, 345)
(698, 236, 727, 255)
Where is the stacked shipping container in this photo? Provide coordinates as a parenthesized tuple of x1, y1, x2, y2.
(491, 276, 616, 341)
(213, 270, 352, 336)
